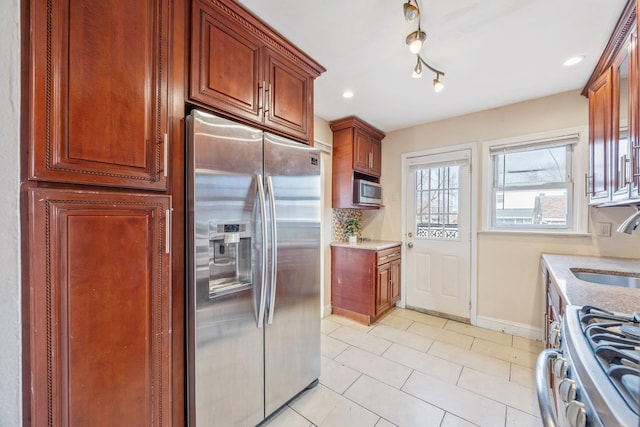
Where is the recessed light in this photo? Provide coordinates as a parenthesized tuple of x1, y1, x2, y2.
(563, 55, 585, 67)
(342, 90, 354, 99)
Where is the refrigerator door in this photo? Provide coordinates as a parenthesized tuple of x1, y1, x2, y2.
(263, 133, 322, 415)
(187, 110, 266, 426)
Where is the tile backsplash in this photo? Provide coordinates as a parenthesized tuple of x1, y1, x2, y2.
(332, 209, 363, 242)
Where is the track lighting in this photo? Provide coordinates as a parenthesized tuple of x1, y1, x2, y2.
(412, 55, 445, 92)
(412, 57, 422, 78)
(403, 1, 420, 23)
(403, 1, 445, 92)
(433, 73, 444, 92)
(406, 30, 427, 54)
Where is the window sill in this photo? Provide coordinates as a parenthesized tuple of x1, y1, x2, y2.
(478, 229, 591, 237)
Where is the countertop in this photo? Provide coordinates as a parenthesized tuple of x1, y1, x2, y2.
(541, 253, 640, 313)
(331, 240, 402, 251)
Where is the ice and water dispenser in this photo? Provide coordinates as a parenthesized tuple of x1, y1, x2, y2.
(208, 222, 252, 299)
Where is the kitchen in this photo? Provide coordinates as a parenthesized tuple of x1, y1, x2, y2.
(2, 0, 640, 426)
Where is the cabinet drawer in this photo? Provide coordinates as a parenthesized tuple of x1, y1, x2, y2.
(377, 246, 401, 265)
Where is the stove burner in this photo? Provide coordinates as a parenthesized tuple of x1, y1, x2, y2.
(578, 305, 640, 417)
(620, 324, 640, 340)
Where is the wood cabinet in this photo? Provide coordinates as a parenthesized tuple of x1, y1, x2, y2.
(190, 0, 325, 143)
(354, 129, 382, 176)
(584, 0, 640, 204)
(27, 0, 171, 190)
(330, 117, 385, 209)
(541, 262, 565, 349)
(331, 244, 401, 325)
(23, 0, 187, 424)
(587, 68, 613, 203)
(23, 187, 172, 426)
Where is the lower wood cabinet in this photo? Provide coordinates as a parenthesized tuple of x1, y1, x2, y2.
(331, 244, 401, 325)
(23, 186, 172, 427)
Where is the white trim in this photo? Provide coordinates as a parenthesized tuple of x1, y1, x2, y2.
(401, 142, 479, 326)
(476, 315, 544, 341)
(314, 139, 332, 153)
(322, 304, 332, 318)
(481, 126, 589, 234)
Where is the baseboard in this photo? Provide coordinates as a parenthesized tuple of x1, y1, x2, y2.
(322, 304, 332, 318)
(475, 315, 543, 341)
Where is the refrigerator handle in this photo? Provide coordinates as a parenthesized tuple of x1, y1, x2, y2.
(256, 174, 268, 329)
(266, 176, 278, 325)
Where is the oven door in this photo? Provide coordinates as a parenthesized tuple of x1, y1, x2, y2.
(536, 328, 593, 427)
(537, 349, 564, 427)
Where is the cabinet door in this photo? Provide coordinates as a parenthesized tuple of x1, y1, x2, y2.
(29, 0, 169, 190)
(25, 187, 171, 427)
(376, 263, 391, 316)
(353, 130, 381, 177)
(190, 0, 262, 123)
(390, 259, 401, 304)
(369, 138, 382, 177)
(264, 48, 313, 142)
(588, 68, 613, 203)
(353, 130, 372, 173)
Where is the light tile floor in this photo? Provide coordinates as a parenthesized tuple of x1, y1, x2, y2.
(263, 308, 544, 427)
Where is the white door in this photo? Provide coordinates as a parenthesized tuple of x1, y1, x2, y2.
(404, 150, 471, 320)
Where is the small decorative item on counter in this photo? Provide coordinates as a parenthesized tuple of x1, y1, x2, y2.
(343, 215, 361, 243)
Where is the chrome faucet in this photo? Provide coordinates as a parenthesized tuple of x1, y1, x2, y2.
(616, 207, 640, 234)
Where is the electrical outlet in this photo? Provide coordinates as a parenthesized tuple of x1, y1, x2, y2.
(597, 222, 612, 237)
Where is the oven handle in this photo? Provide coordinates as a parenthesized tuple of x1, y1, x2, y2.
(536, 348, 561, 427)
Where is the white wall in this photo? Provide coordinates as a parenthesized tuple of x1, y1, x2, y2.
(369, 89, 640, 338)
(1, 0, 23, 424)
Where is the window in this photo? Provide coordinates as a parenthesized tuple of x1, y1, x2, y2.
(414, 164, 460, 239)
(487, 133, 582, 231)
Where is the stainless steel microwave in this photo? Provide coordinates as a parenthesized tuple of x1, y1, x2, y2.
(353, 179, 382, 206)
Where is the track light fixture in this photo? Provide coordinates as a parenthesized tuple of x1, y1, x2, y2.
(403, 0, 420, 23)
(411, 55, 445, 92)
(406, 30, 427, 54)
(403, 1, 445, 93)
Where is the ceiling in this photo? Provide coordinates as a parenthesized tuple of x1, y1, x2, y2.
(237, 0, 628, 133)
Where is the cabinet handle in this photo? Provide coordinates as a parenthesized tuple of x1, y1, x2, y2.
(165, 209, 170, 254)
(620, 154, 629, 187)
(163, 133, 168, 177)
(264, 83, 271, 115)
(369, 152, 373, 169)
(584, 173, 592, 197)
(259, 81, 266, 115)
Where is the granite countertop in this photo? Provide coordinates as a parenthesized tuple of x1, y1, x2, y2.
(331, 240, 402, 251)
(542, 253, 640, 313)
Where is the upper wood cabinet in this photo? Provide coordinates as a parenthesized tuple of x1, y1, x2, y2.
(587, 68, 613, 203)
(190, 0, 325, 143)
(27, 0, 171, 190)
(23, 187, 172, 426)
(584, 0, 639, 204)
(354, 129, 382, 177)
(330, 116, 385, 209)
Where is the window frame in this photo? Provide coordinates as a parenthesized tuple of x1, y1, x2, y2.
(482, 127, 588, 234)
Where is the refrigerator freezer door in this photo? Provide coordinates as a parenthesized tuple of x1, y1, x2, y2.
(263, 133, 322, 415)
(187, 110, 266, 426)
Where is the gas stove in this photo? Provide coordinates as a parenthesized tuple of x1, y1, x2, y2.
(537, 305, 639, 427)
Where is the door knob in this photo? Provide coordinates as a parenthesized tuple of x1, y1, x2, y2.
(407, 242, 413, 248)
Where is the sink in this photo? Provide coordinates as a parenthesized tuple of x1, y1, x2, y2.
(571, 269, 640, 289)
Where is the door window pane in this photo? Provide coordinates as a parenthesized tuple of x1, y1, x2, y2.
(415, 165, 460, 239)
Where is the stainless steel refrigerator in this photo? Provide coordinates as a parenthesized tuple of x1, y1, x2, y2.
(186, 109, 321, 426)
